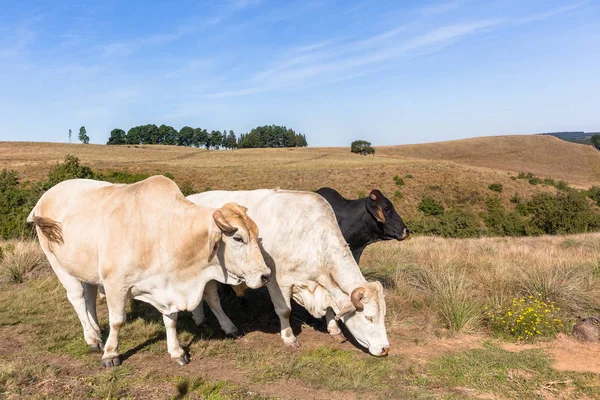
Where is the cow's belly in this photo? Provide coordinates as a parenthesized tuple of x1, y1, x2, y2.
(130, 273, 209, 315)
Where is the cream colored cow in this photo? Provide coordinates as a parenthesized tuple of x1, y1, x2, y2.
(28, 176, 270, 367)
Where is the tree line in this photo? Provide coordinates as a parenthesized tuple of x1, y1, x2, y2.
(105, 124, 307, 149)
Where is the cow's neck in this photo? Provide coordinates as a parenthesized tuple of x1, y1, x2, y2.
(338, 198, 381, 248)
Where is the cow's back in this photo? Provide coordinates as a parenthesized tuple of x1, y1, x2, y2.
(188, 189, 350, 282)
(32, 176, 191, 283)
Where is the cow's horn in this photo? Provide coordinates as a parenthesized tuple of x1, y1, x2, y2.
(350, 287, 366, 311)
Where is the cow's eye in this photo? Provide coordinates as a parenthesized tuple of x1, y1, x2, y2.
(365, 316, 374, 323)
(233, 236, 244, 243)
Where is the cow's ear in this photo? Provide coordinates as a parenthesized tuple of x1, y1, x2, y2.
(213, 210, 238, 234)
(207, 226, 222, 262)
(335, 303, 356, 321)
(366, 193, 385, 223)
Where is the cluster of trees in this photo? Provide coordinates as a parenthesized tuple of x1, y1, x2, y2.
(237, 125, 307, 148)
(106, 124, 307, 149)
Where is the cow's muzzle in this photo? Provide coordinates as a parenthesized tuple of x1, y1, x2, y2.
(397, 228, 410, 241)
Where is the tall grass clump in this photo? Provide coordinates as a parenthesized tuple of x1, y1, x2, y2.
(0, 241, 47, 283)
(360, 234, 600, 335)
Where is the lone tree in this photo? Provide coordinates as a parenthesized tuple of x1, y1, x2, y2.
(78, 126, 90, 144)
(592, 134, 600, 151)
(351, 140, 375, 155)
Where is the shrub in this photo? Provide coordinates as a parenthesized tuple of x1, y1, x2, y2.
(486, 294, 564, 341)
(393, 190, 403, 200)
(411, 209, 481, 238)
(178, 181, 198, 197)
(0, 170, 40, 240)
(588, 186, 600, 207)
(99, 171, 150, 184)
(393, 176, 404, 187)
(543, 178, 556, 186)
(509, 193, 521, 204)
(528, 176, 542, 185)
(418, 196, 444, 216)
(44, 154, 97, 189)
(556, 180, 570, 191)
(488, 183, 503, 193)
(483, 196, 526, 236)
(350, 140, 375, 155)
(526, 191, 600, 235)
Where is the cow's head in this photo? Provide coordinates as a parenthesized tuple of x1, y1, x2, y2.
(209, 203, 271, 289)
(335, 281, 390, 356)
(366, 189, 409, 241)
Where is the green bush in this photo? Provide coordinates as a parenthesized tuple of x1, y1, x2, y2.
(418, 196, 444, 216)
(393, 176, 404, 187)
(488, 183, 503, 193)
(411, 209, 481, 238)
(587, 186, 600, 207)
(556, 180, 569, 191)
(99, 171, 150, 184)
(0, 169, 40, 240)
(524, 191, 600, 235)
(44, 154, 97, 189)
(350, 140, 375, 155)
(510, 193, 521, 204)
(483, 196, 526, 236)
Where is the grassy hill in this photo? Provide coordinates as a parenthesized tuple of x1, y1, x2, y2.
(2, 136, 600, 224)
(378, 135, 600, 188)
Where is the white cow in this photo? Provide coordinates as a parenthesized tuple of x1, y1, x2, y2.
(28, 176, 271, 367)
(187, 189, 390, 356)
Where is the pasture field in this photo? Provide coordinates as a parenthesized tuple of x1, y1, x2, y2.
(2, 136, 600, 222)
(2, 137, 600, 399)
(1, 234, 600, 399)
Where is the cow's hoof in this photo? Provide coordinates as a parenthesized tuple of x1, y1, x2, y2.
(88, 343, 103, 352)
(102, 356, 121, 368)
(226, 329, 243, 339)
(330, 333, 347, 343)
(176, 354, 191, 366)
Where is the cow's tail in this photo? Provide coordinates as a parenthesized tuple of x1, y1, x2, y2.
(28, 210, 64, 245)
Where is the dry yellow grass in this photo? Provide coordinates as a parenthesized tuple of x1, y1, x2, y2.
(0, 137, 585, 219)
(362, 233, 600, 332)
(379, 135, 600, 188)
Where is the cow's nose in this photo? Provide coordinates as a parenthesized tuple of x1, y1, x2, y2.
(261, 273, 271, 284)
(399, 228, 409, 241)
(381, 346, 390, 356)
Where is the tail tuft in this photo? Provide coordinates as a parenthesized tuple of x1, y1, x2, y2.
(31, 216, 64, 245)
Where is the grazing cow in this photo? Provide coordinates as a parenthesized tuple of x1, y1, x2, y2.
(187, 189, 390, 356)
(28, 176, 270, 367)
(315, 187, 409, 262)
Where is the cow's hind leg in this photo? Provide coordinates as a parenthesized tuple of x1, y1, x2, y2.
(163, 312, 189, 365)
(326, 308, 346, 343)
(203, 281, 241, 338)
(191, 300, 206, 327)
(49, 261, 103, 351)
(84, 283, 103, 351)
(267, 283, 300, 348)
(101, 285, 128, 367)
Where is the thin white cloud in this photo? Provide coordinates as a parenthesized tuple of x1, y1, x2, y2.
(515, 1, 587, 24)
(419, 1, 462, 16)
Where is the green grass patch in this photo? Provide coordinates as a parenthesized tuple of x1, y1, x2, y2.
(426, 343, 599, 399)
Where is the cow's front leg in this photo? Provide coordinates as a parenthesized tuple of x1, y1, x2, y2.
(163, 312, 189, 365)
(267, 283, 300, 348)
(326, 308, 346, 343)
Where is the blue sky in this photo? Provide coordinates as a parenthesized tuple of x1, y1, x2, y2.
(0, 0, 598, 146)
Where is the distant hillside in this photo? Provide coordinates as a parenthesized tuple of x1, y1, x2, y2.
(539, 131, 600, 145)
(378, 135, 600, 187)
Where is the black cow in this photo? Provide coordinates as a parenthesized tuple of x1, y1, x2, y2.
(316, 187, 409, 262)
